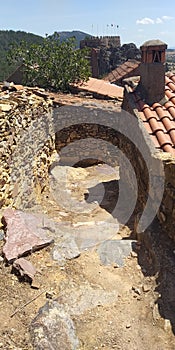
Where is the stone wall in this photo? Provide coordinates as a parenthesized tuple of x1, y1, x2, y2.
(11, 115, 55, 209)
(0, 85, 55, 209)
(122, 85, 175, 240)
(157, 156, 175, 240)
(1, 90, 175, 241)
(80, 36, 121, 49)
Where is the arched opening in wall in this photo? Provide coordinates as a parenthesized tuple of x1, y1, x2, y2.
(54, 123, 122, 222)
(51, 120, 149, 232)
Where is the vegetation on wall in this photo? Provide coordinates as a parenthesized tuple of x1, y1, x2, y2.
(7, 33, 91, 91)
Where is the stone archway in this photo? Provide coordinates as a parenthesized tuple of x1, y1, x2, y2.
(52, 105, 153, 228)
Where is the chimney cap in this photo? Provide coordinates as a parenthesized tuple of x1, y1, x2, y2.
(140, 39, 167, 49)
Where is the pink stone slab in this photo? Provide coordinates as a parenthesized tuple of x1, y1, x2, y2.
(3, 209, 53, 262)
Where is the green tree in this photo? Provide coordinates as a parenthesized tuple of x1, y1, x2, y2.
(7, 33, 91, 91)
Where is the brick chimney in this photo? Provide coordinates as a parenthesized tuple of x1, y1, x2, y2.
(138, 39, 167, 105)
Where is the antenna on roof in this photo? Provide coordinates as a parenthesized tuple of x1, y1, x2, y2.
(91, 24, 94, 37)
(97, 24, 99, 37)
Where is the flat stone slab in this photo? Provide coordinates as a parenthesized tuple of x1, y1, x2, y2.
(30, 301, 79, 350)
(98, 239, 137, 267)
(2, 209, 54, 262)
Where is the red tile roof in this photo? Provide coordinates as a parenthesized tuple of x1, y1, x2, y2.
(103, 60, 140, 84)
(71, 77, 124, 100)
(133, 73, 175, 157)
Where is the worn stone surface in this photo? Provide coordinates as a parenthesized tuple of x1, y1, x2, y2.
(30, 301, 79, 350)
(98, 239, 137, 266)
(57, 281, 118, 316)
(2, 209, 53, 262)
(49, 163, 120, 249)
(50, 163, 119, 211)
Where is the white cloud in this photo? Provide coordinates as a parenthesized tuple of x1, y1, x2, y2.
(155, 17, 163, 24)
(136, 17, 154, 25)
(162, 15, 174, 21)
(136, 16, 174, 25)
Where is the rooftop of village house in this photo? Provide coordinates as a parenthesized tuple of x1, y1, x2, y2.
(2, 38, 175, 158)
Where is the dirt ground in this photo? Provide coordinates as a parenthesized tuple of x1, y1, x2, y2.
(0, 165, 175, 349)
(0, 228, 175, 349)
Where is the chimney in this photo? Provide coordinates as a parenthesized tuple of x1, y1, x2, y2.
(138, 39, 167, 105)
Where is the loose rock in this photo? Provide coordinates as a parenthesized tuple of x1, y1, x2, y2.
(98, 240, 137, 267)
(13, 257, 36, 281)
(52, 236, 80, 266)
(30, 301, 79, 350)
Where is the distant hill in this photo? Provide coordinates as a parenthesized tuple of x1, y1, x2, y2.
(54, 31, 91, 47)
(0, 30, 90, 81)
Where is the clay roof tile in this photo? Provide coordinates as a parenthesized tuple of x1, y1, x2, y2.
(169, 129, 175, 144)
(162, 117, 175, 132)
(169, 74, 175, 84)
(143, 121, 153, 134)
(154, 130, 172, 145)
(166, 81, 175, 92)
(163, 144, 175, 156)
(143, 107, 158, 121)
(149, 118, 163, 133)
(126, 71, 175, 156)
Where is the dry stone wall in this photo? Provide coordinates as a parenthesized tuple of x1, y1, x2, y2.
(157, 156, 175, 240)
(0, 84, 55, 209)
(0, 89, 175, 241)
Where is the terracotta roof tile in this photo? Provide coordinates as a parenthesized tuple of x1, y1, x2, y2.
(166, 81, 175, 92)
(151, 135, 162, 148)
(103, 60, 140, 83)
(131, 73, 175, 156)
(165, 89, 175, 100)
(155, 130, 172, 146)
(71, 77, 124, 100)
(162, 117, 175, 132)
(143, 108, 158, 121)
(169, 129, 175, 144)
(149, 118, 162, 133)
(143, 121, 153, 134)
(152, 103, 173, 120)
(163, 144, 175, 156)
(168, 74, 175, 83)
(139, 111, 147, 121)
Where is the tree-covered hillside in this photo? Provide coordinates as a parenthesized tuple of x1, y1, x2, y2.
(0, 30, 90, 81)
(0, 30, 44, 81)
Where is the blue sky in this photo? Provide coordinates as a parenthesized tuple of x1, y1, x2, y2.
(1, 0, 175, 48)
